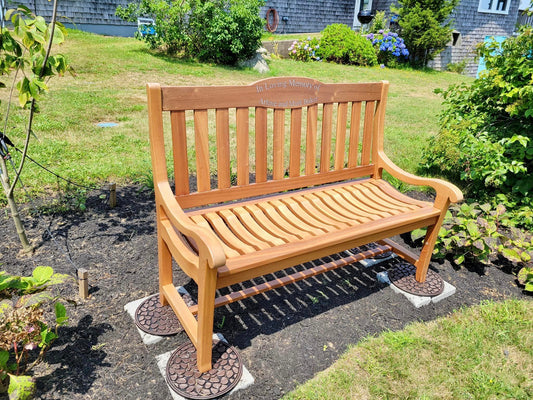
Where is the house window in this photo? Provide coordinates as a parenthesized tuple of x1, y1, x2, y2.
(478, 0, 510, 14)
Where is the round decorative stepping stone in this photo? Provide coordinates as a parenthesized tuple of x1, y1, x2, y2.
(388, 262, 444, 297)
(166, 340, 243, 399)
(134, 294, 183, 336)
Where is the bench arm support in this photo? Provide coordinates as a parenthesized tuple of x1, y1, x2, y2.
(156, 181, 227, 269)
(377, 151, 463, 207)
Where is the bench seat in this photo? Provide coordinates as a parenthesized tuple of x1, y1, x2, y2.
(181, 178, 438, 287)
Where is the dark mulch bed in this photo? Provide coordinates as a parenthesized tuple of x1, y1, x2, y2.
(1, 185, 530, 400)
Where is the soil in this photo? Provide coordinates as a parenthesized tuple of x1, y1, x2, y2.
(1, 185, 530, 400)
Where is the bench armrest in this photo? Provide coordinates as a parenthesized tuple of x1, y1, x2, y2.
(156, 181, 227, 269)
(377, 151, 463, 207)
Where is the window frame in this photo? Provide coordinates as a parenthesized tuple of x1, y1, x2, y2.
(478, 0, 511, 15)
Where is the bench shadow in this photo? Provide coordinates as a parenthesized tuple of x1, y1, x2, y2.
(182, 251, 399, 351)
(35, 315, 113, 396)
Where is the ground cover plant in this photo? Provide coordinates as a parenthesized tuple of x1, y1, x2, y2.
(284, 299, 532, 399)
(0, 266, 72, 399)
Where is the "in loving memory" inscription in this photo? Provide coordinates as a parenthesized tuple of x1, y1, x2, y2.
(256, 79, 321, 107)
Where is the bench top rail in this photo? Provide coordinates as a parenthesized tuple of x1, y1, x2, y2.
(147, 77, 389, 209)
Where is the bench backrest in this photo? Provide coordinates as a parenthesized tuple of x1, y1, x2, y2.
(147, 77, 389, 209)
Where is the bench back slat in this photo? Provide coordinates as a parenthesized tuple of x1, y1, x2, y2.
(216, 108, 231, 189)
(236, 107, 250, 186)
(147, 78, 389, 209)
(348, 102, 362, 168)
(305, 104, 318, 175)
(334, 102, 349, 170)
(255, 107, 268, 183)
(171, 110, 189, 195)
(289, 108, 302, 178)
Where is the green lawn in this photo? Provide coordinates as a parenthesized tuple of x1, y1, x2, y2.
(0, 29, 469, 203)
(284, 299, 533, 400)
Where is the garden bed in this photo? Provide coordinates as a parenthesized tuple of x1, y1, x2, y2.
(0, 185, 529, 399)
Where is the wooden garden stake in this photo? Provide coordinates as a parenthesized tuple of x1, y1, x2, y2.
(78, 268, 89, 299)
(109, 183, 117, 208)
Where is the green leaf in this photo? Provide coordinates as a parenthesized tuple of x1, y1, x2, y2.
(55, 302, 68, 326)
(501, 248, 520, 262)
(16, 291, 54, 308)
(466, 220, 480, 237)
(411, 228, 426, 241)
(7, 374, 35, 400)
(0, 350, 9, 369)
(454, 254, 465, 265)
(32, 266, 53, 286)
(525, 282, 533, 292)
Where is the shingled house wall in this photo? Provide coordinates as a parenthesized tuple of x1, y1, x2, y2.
(373, 0, 520, 76)
(11, 0, 136, 36)
(261, 1, 356, 34)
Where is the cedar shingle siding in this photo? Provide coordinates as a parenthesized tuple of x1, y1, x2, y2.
(11, 0, 136, 36)
(261, 1, 355, 33)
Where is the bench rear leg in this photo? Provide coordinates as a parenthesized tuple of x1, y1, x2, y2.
(196, 263, 217, 373)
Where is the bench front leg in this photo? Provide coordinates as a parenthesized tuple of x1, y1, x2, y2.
(196, 260, 218, 372)
(158, 228, 173, 307)
(414, 200, 450, 282)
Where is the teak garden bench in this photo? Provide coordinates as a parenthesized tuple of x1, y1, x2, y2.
(146, 77, 462, 374)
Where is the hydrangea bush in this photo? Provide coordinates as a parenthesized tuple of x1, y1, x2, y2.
(366, 30, 409, 66)
(288, 37, 320, 62)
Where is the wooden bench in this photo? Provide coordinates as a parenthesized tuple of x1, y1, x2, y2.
(146, 77, 462, 373)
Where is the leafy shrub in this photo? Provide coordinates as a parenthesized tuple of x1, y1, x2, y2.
(116, 0, 264, 65)
(367, 10, 387, 34)
(391, 0, 459, 66)
(412, 203, 533, 267)
(0, 267, 72, 399)
(187, 0, 264, 65)
(445, 59, 467, 74)
(365, 30, 409, 66)
(288, 37, 320, 62)
(421, 27, 533, 229)
(317, 23, 377, 66)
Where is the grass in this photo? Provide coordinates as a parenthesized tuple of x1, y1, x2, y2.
(284, 299, 533, 400)
(0, 29, 469, 204)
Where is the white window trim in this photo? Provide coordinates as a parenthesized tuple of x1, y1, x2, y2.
(353, 0, 374, 28)
(478, 0, 511, 15)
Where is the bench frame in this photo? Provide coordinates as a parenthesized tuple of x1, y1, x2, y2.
(147, 77, 462, 372)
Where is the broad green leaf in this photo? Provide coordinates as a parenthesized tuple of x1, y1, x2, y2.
(501, 248, 520, 262)
(525, 282, 533, 292)
(16, 291, 54, 308)
(7, 374, 35, 400)
(55, 302, 68, 326)
(466, 220, 480, 237)
(479, 203, 491, 213)
(32, 266, 53, 286)
(472, 239, 485, 251)
(411, 228, 426, 241)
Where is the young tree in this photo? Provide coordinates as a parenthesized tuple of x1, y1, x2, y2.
(392, 0, 459, 66)
(0, 2, 70, 251)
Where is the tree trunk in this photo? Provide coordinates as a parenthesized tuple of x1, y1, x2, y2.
(1, 168, 32, 252)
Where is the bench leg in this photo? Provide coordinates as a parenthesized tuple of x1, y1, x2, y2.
(158, 235, 172, 306)
(196, 262, 217, 373)
(414, 206, 449, 282)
